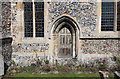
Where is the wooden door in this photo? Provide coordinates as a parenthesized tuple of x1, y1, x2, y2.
(58, 27, 73, 58)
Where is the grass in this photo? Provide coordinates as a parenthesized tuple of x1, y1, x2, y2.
(5, 63, 114, 79)
(12, 72, 114, 79)
(15, 72, 100, 77)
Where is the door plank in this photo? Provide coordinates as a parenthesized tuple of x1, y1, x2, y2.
(58, 27, 73, 58)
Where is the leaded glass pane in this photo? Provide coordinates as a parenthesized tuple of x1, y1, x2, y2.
(24, 2, 33, 37)
(117, 1, 120, 31)
(35, 2, 44, 37)
(101, 1, 114, 31)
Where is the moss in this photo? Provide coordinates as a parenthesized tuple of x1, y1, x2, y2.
(11, 60, 15, 65)
(57, 65, 64, 70)
(44, 60, 49, 64)
(113, 56, 118, 61)
(51, 67, 56, 71)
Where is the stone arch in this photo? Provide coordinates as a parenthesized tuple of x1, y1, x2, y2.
(55, 22, 75, 35)
(48, 14, 81, 39)
(49, 15, 80, 58)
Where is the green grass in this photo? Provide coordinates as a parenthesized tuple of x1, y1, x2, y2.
(6, 65, 114, 79)
(15, 72, 100, 77)
(108, 74, 114, 79)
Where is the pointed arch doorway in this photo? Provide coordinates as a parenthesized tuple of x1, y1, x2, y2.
(50, 16, 80, 58)
(53, 21, 76, 58)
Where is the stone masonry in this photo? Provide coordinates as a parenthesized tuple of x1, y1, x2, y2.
(0, 54, 4, 76)
(1, 1, 120, 67)
(48, 2, 97, 37)
(81, 39, 120, 55)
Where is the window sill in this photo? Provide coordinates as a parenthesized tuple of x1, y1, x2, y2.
(23, 37, 44, 40)
(100, 31, 116, 33)
(20, 37, 46, 43)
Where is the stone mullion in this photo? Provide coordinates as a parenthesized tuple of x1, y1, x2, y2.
(114, 0, 117, 32)
(33, 0, 35, 37)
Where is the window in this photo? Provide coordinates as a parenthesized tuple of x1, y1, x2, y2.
(117, 1, 120, 31)
(101, 0, 120, 31)
(101, 1, 114, 31)
(24, 2, 33, 37)
(24, 2, 44, 37)
(35, 2, 44, 37)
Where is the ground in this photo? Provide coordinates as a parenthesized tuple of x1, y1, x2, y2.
(3, 57, 120, 78)
(3, 63, 114, 78)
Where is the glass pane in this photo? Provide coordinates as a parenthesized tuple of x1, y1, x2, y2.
(35, 2, 44, 37)
(101, 1, 114, 31)
(117, 1, 120, 31)
(24, 2, 33, 37)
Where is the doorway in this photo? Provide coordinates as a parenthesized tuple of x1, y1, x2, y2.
(58, 27, 73, 58)
(51, 16, 80, 58)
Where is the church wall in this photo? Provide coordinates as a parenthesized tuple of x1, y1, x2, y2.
(48, 2, 97, 38)
(10, 2, 51, 66)
(0, 2, 12, 67)
(1, 2, 11, 38)
(9, 1, 120, 67)
(80, 39, 120, 55)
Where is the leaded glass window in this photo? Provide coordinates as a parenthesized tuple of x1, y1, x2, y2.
(101, 1, 114, 31)
(117, 1, 120, 31)
(24, 2, 33, 37)
(35, 2, 44, 37)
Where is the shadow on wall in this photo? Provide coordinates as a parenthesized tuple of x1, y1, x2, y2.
(1, 37, 12, 74)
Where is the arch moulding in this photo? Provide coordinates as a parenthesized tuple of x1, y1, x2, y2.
(48, 14, 81, 58)
(48, 14, 81, 39)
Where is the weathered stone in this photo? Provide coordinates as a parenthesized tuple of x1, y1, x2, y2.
(1, 1, 120, 68)
(1, 2, 11, 38)
(114, 71, 120, 79)
(11, 70, 16, 73)
(0, 54, 4, 76)
(81, 39, 119, 54)
(12, 43, 49, 53)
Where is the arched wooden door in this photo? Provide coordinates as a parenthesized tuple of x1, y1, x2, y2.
(58, 27, 73, 58)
